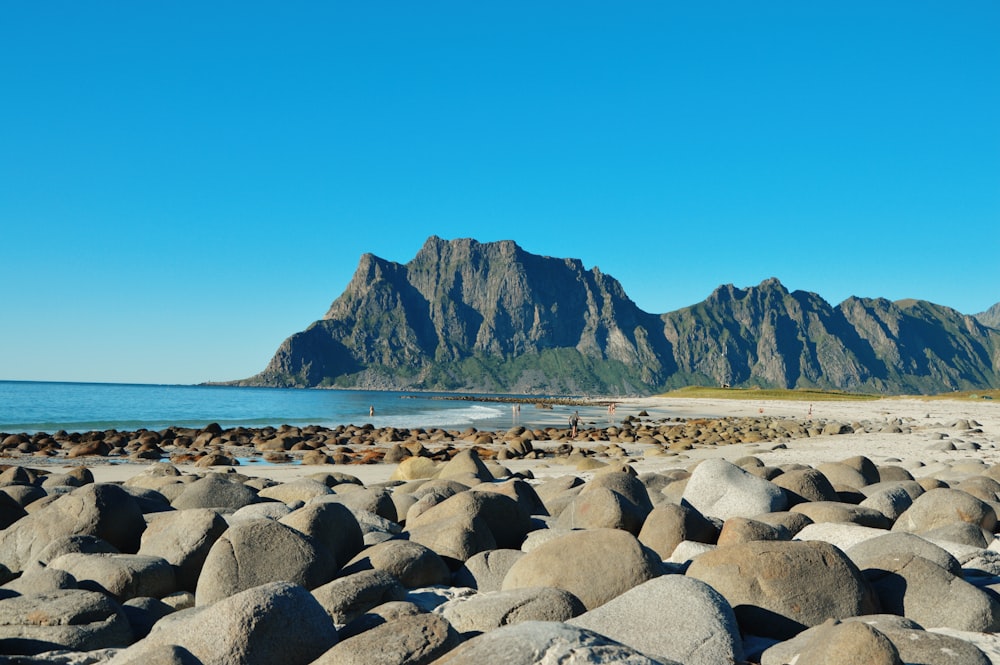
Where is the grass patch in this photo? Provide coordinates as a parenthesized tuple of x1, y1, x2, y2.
(659, 386, 881, 401)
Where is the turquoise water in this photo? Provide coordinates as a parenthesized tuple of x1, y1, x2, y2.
(0, 381, 596, 434)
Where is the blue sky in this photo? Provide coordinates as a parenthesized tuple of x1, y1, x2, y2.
(2, 2, 998, 385)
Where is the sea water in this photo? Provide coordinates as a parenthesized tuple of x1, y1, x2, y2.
(0, 381, 604, 434)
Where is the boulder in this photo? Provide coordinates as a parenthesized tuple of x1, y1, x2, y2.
(311, 569, 408, 625)
(279, 501, 365, 568)
(859, 485, 916, 522)
(893, 488, 997, 534)
(195, 519, 336, 605)
(637, 502, 718, 559)
(794, 522, 890, 552)
(406, 513, 497, 565)
(138, 508, 229, 592)
(0, 483, 145, 573)
(407, 490, 532, 551)
(322, 487, 398, 522)
(116, 581, 338, 665)
(791, 501, 893, 529)
(686, 539, 879, 639)
(452, 549, 524, 592)
(429, 621, 670, 665)
(389, 457, 439, 482)
(257, 478, 332, 504)
(681, 459, 787, 520)
(569, 574, 744, 665)
(46, 553, 176, 602)
(0, 589, 132, 655)
(169, 474, 259, 511)
(772, 468, 839, 505)
(36, 534, 120, 564)
(761, 615, 990, 665)
(339, 600, 423, 640)
(437, 449, 493, 482)
(581, 472, 654, 513)
(437, 586, 585, 634)
(716, 516, 789, 546)
(340, 539, 451, 588)
(795, 619, 903, 665)
(502, 528, 662, 610)
(554, 486, 647, 534)
(816, 461, 869, 490)
(842, 531, 962, 576)
(2, 559, 77, 594)
(471, 479, 548, 517)
(861, 552, 1000, 632)
(310, 612, 460, 665)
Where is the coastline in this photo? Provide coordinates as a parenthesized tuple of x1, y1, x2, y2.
(4, 394, 997, 486)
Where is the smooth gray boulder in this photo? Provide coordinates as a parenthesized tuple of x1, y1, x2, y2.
(280, 501, 365, 568)
(47, 553, 176, 602)
(554, 486, 647, 534)
(681, 459, 787, 520)
(761, 615, 990, 665)
(169, 474, 259, 511)
(339, 600, 423, 640)
(341, 539, 451, 589)
(311, 569, 408, 625)
(311, 612, 459, 665)
(502, 528, 662, 611)
(0, 589, 132, 655)
(716, 516, 789, 546)
(847, 532, 962, 576)
(138, 508, 228, 592)
(2, 559, 77, 594)
(794, 619, 902, 665)
(859, 484, 917, 521)
(637, 502, 718, 559)
(893, 488, 997, 534)
(437, 586, 584, 635)
(257, 478, 332, 504)
(114, 581, 337, 665)
(195, 519, 336, 605)
(862, 552, 1000, 632)
(569, 574, 744, 665)
(0, 484, 145, 572)
(791, 500, 893, 529)
(407, 490, 532, 551)
(429, 621, 672, 664)
(772, 468, 839, 505)
(452, 549, 524, 592)
(323, 487, 398, 522)
(686, 539, 879, 639)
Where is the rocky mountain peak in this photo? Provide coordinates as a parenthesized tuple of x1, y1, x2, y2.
(234, 237, 1000, 395)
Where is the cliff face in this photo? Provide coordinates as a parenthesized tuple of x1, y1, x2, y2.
(977, 302, 1000, 330)
(237, 237, 1000, 395)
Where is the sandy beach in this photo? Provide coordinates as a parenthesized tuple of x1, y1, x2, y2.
(18, 394, 998, 486)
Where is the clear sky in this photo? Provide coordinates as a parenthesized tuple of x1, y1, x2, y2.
(2, 2, 998, 385)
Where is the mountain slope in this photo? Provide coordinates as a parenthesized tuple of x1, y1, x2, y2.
(976, 302, 1000, 329)
(235, 237, 1000, 395)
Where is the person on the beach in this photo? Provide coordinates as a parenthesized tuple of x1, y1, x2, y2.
(369, 405, 375, 417)
(569, 410, 580, 437)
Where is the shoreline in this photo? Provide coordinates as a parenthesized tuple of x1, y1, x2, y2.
(2, 395, 997, 486)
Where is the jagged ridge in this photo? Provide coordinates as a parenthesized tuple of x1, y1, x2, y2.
(235, 237, 1000, 395)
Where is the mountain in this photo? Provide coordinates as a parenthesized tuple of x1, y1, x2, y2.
(233, 236, 1000, 395)
(976, 303, 1000, 329)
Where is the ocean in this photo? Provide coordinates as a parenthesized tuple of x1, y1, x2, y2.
(0, 381, 603, 434)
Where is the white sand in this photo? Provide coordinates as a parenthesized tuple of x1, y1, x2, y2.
(30, 395, 1000, 486)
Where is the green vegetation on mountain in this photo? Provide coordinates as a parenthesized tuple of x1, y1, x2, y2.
(231, 236, 1000, 396)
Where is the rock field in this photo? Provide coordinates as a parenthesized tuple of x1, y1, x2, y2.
(2, 396, 1000, 664)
